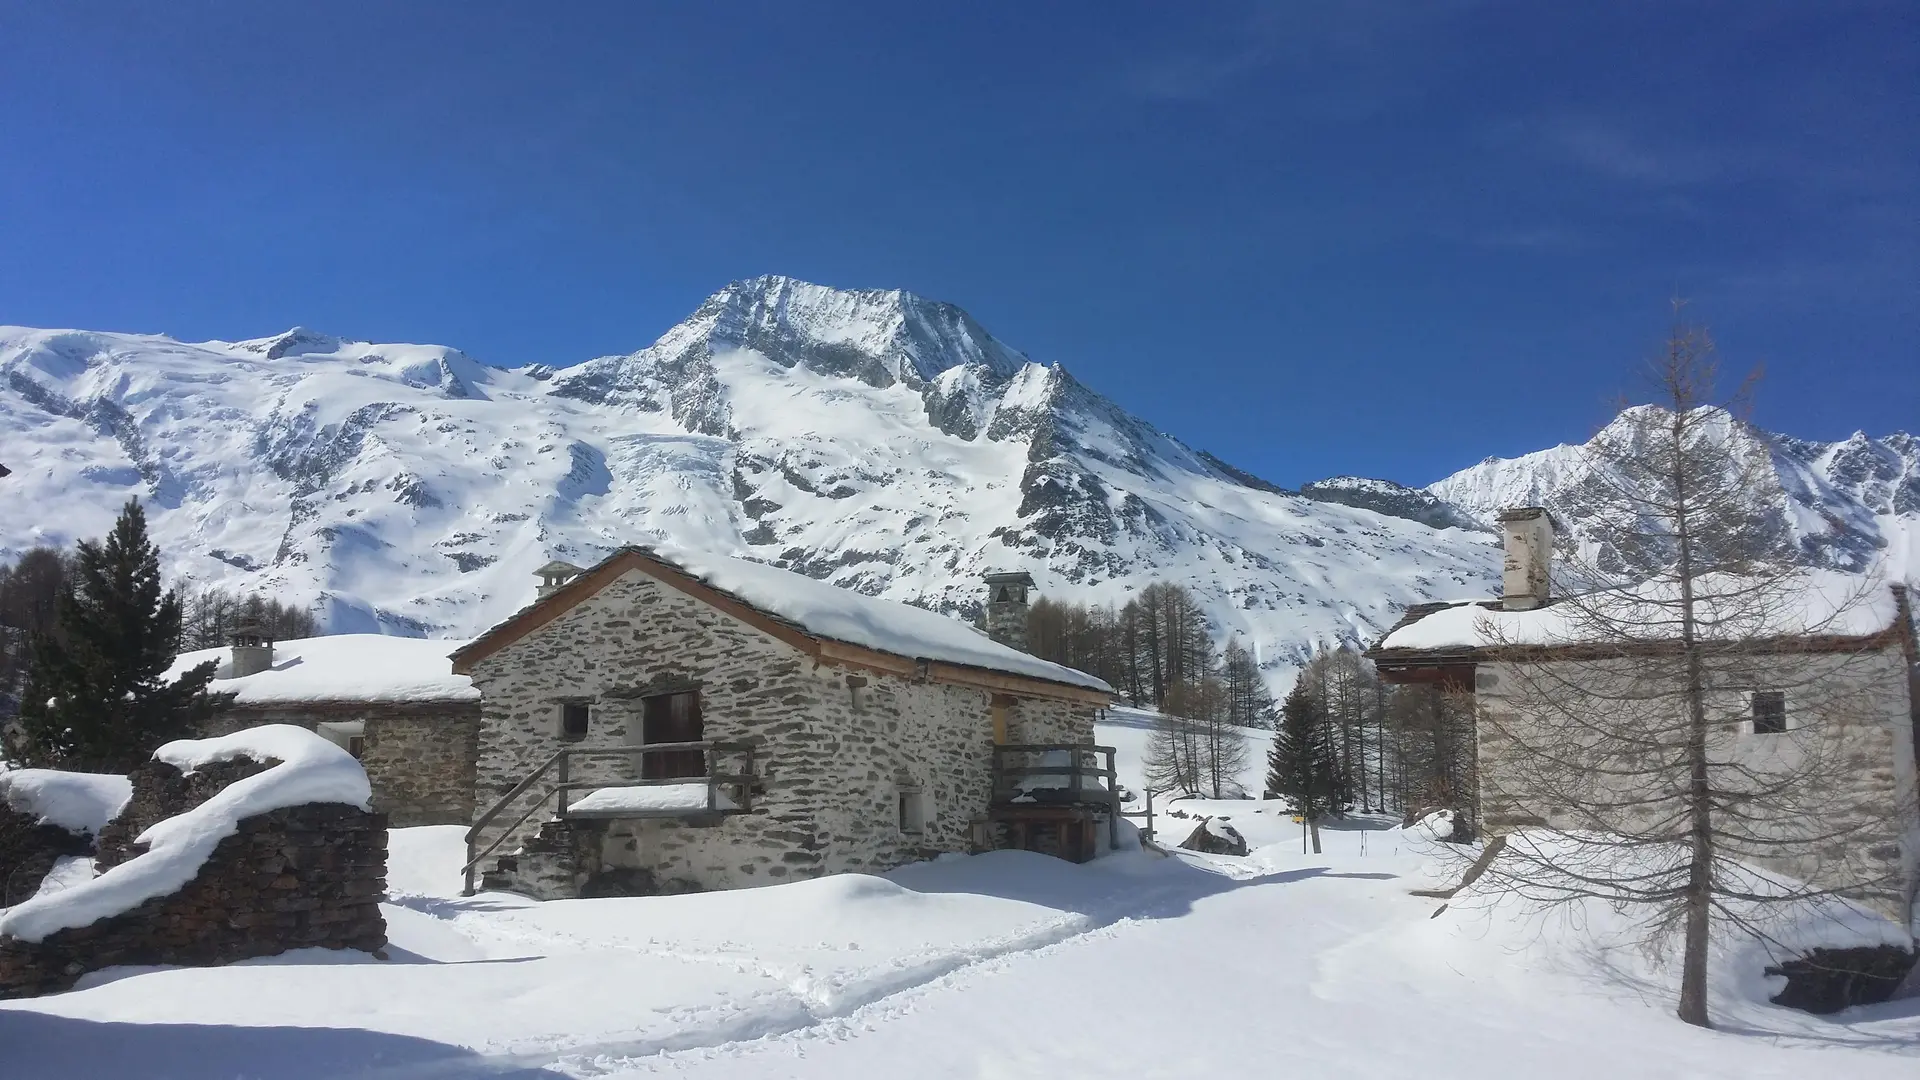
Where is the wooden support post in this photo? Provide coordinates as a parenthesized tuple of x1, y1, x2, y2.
(556, 751, 571, 819)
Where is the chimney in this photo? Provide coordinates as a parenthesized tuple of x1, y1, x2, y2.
(229, 622, 274, 678)
(534, 560, 586, 601)
(983, 571, 1036, 651)
(1497, 507, 1554, 611)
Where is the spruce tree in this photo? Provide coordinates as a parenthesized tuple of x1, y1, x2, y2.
(1266, 680, 1339, 853)
(11, 500, 220, 771)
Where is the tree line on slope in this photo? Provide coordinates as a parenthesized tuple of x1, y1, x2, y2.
(1025, 584, 1477, 809)
(0, 501, 316, 768)
(0, 537, 316, 720)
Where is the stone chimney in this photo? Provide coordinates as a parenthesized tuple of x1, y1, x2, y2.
(1497, 507, 1554, 611)
(229, 622, 274, 678)
(983, 571, 1036, 652)
(534, 560, 586, 601)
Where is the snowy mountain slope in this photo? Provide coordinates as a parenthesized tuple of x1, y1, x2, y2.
(5, 276, 1503, 691)
(1430, 408, 1920, 582)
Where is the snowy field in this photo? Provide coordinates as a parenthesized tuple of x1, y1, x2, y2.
(4, 811, 1916, 1078)
(2, 717, 1914, 1077)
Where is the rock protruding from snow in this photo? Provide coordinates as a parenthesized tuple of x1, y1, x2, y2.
(1178, 817, 1249, 856)
(0, 726, 370, 943)
(0, 771, 132, 835)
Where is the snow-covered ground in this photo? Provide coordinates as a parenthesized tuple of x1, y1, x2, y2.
(3, 807, 1914, 1079)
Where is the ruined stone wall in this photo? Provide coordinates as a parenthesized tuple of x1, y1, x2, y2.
(200, 703, 479, 827)
(0, 810, 94, 908)
(1476, 645, 1918, 922)
(469, 569, 1102, 893)
(0, 758, 386, 998)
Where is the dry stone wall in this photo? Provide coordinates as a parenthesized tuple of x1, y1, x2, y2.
(469, 569, 1099, 894)
(0, 810, 94, 908)
(201, 703, 480, 826)
(0, 758, 388, 999)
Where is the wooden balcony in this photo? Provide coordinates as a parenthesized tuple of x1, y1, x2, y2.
(989, 743, 1121, 863)
(463, 741, 757, 895)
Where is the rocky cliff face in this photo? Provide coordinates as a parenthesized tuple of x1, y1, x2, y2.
(1429, 408, 1919, 580)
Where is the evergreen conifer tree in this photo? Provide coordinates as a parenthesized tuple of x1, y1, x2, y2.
(10, 500, 220, 770)
(1266, 680, 1339, 853)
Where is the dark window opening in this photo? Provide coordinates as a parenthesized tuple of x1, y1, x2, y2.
(346, 735, 366, 760)
(1751, 691, 1787, 735)
(642, 689, 705, 778)
(560, 701, 590, 741)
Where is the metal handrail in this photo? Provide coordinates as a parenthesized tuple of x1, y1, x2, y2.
(461, 740, 757, 895)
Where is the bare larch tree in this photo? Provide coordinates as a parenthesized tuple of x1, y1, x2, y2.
(1473, 313, 1902, 1028)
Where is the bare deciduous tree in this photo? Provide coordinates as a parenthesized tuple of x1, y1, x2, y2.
(1472, 312, 1898, 1028)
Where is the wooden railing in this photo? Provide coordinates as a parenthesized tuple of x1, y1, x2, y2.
(989, 742, 1122, 850)
(461, 740, 756, 896)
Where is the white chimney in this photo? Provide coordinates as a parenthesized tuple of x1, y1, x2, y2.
(534, 560, 586, 601)
(1497, 507, 1553, 611)
(229, 623, 274, 678)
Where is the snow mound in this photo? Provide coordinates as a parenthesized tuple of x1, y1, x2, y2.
(163, 635, 476, 704)
(0, 770, 132, 834)
(0, 725, 371, 943)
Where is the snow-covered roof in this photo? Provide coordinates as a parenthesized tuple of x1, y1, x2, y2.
(459, 547, 1113, 695)
(1375, 570, 1905, 654)
(0, 770, 132, 835)
(0, 726, 371, 943)
(164, 634, 478, 705)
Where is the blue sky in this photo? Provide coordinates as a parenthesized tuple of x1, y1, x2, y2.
(1, 2, 1912, 487)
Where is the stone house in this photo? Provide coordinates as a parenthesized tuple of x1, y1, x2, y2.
(1367, 507, 1920, 923)
(449, 546, 1116, 898)
(165, 634, 480, 827)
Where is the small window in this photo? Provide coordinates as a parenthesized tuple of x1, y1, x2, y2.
(346, 735, 366, 760)
(898, 788, 932, 835)
(560, 701, 590, 741)
(1751, 691, 1787, 735)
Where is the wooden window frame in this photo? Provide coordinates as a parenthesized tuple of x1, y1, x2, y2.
(1750, 690, 1787, 735)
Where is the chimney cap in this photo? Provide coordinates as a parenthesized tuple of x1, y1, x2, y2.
(1496, 506, 1550, 523)
(535, 559, 586, 576)
(982, 570, 1036, 586)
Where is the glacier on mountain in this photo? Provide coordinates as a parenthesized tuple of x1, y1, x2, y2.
(5, 276, 1908, 692)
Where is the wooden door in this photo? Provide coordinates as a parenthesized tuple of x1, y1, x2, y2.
(642, 690, 705, 779)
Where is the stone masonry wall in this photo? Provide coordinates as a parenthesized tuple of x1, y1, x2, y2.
(0, 809, 94, 908)
(0, 758, 387, 998)
(1476, 645, 1918, 922)
(469, 568, 1100, 894)
(201, 703, 480, 827)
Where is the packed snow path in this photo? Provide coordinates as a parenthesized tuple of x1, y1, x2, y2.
(2, 814, 1915, 1079)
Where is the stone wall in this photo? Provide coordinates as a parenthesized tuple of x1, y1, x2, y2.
(0, 809, 93, 908)
(1476, 645, 1918, 922)
(202, 702, 480, 827)
(468, 568, 1100, 894)
(0, 757, 387, 998)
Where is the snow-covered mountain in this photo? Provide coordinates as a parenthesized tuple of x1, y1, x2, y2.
(1430, 408, 1920, 582)
(0, 276, 1498, 691)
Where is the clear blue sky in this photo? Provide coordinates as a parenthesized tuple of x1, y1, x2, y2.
(2, 2, 1912, 487)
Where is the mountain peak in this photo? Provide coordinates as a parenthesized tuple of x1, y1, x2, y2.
(233, 327, 344, 360)
(685, 275, 1030, 387)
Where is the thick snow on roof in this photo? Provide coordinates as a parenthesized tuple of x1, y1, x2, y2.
(0, 770, 132, 835)
(0, 726, 371, 943)
(650, 546, 1113, 692)
(164, 634, 477, 704)
(1379, 570, 1901, 652)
